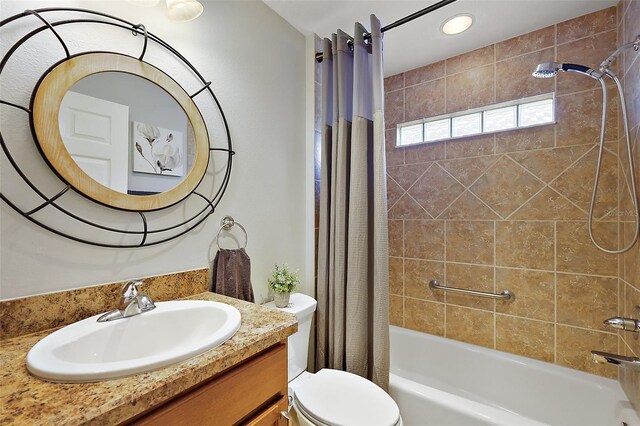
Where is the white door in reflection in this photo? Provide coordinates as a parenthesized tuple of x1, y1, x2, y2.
(59, 91, 129, 193)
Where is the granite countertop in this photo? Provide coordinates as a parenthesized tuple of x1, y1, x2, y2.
(0, 292, 297, 425)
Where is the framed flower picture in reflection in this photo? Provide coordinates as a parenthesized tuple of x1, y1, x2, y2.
(132, 121, 184, 177)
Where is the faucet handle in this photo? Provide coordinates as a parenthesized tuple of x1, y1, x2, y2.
(122, 279, 143, 296)
(603, 316, 640, 332)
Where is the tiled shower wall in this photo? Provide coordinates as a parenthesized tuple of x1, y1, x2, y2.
(384, 6, 626, 378)
(617, 0, 640, 410)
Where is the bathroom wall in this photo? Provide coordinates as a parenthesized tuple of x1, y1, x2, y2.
(384, 6, 624, 378)
(617, 0, 640, 410)
(0, 0, 310, 302)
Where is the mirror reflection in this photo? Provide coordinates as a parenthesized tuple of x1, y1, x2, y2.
(59, 72, 196, 196)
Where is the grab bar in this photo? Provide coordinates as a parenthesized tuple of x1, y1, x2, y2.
(429, 280, 514, 301)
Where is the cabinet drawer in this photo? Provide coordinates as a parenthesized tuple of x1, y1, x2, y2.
(245, 395, 289, 426)
(132, 343, 287, 426)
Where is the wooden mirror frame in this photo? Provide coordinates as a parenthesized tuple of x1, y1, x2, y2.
(31, 52, 210, 211)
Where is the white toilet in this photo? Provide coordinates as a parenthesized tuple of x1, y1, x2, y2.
(265, 293, 402, 426)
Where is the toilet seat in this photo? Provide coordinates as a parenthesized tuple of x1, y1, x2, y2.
(292, 369, 401, 426)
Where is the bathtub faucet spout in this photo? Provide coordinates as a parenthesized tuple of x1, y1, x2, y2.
(591, 350, 640, 368)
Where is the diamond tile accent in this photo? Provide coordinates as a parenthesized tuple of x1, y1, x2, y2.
(388, 194, 431, 219)
(439, 155, 499, 187)
(550, 147, 618, 217)
(409, 164, 465, 217)
(439, 190, 500, 220)
(509, 187, 584, 220)
(509, 145, 591, 184)
(387, 163, 430, 191)
(470, 156, 545, 218)
(387, 176, 404, 208)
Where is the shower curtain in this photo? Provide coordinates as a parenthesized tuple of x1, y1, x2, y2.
(316, 15, 390, 390)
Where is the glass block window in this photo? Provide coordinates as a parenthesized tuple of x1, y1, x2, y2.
(396, 93, 555, 147)
(452, 113, 481, 137)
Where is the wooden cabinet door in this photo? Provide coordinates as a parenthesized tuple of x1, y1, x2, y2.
(131, 343, 287, 426)
(245, 396, 289, 426)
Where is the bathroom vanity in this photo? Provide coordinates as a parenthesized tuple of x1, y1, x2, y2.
(0, 292, 297, 425)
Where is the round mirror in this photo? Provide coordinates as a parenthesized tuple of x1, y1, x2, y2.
(31, 53, 209, 211)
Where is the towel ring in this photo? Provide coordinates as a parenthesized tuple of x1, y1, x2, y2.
(216, 215, 248, 250)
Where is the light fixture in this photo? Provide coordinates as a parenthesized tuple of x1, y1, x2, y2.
(166, 0, 204, 22)
(441, 14, 474, 35)
(126, 0, 161, 6)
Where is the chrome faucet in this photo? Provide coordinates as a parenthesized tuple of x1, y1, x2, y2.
(591, 350, 640, 368)
(97, 280, 156, 322)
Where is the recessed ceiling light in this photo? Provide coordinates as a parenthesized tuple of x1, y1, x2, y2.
(441, 14, 474, 35)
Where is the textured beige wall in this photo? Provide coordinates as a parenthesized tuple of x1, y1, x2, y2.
(617, 0, 640, 412)
(384, 6, 625, 378)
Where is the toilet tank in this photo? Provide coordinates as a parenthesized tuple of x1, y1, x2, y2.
(265, 293, 317, 381)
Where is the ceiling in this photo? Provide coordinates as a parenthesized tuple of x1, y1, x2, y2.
(263, 0, 617, 76)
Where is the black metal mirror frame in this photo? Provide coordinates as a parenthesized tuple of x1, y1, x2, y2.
(0, 7, 234, 248)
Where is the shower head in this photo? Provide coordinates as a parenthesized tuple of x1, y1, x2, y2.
(532, 62, 602, 79)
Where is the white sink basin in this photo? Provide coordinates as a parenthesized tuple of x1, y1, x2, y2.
(26, 300, 241, 383)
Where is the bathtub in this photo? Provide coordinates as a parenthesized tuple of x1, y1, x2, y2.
(389, 325, 640, 426)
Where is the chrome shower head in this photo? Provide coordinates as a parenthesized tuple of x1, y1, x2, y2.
(532, 62, 601, 80)
(532, 62, 561, 78)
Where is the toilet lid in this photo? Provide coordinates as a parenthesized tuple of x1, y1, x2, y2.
(293, 369, 400, 426)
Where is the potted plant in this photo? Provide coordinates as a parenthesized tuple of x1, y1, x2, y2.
(267, 264, 299, 308)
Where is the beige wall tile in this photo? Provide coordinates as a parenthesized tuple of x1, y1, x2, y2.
(385, 89, 404, 129)
(385, 128, 404, 166)
(446, 221, 494, 265)
(556, 6, 617, 44)
(405, 220, 444, 260)
(495, 268, 555, 321)
(496, 221, 555, 270)
(550, 147, 618, 217)
(556, 31, 618, 95)
(496, 48, 555, 102)
(556, 221, 619, 276)
(389, 220, 403, 257)
(405, 259, 444, 302)
(389, 257, 404, 296)
(556, 325, 618, 377)
(405, 61, 445, 86)
(440, 155, 499, 187)
(557, 273, 618, 331)
(470, 156, 545, 218)
(556, 89, 618, 146)
(496, 315, 555, 362)
(387, 163, 430, 191)
(495, 25, 555, 60)
(509, 145, 591, 184)
(390, 295, 404, 327)
(405, 78, 445, 122)
(388, 194, 431, 220)
(446, 65, 496, 113)
(446, 305, 495, 348)
(384, 73, 404, 93)
(509, 187, 584, 221)
(494, 126, 554, 154)
(446, 134, 495, 159)
(439, 191, 501, 220)
(623, 284, 640, 356)
(409, 164, 465, 217)
(446, 45, 495, 75)
(405, 141, 446, 164)
(446, 263, 495, 311)
(405, 298, 444, 335)
(387, 176, 404, 208)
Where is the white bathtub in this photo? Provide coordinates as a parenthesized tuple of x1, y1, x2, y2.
(389, 325, 640, 426)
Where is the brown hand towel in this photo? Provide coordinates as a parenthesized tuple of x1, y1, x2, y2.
(212, 248, 255, 302)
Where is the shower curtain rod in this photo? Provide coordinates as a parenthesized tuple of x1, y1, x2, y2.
(314, 0, 458, 62)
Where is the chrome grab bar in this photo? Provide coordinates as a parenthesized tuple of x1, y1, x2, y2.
(429, 280, 514, 301)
